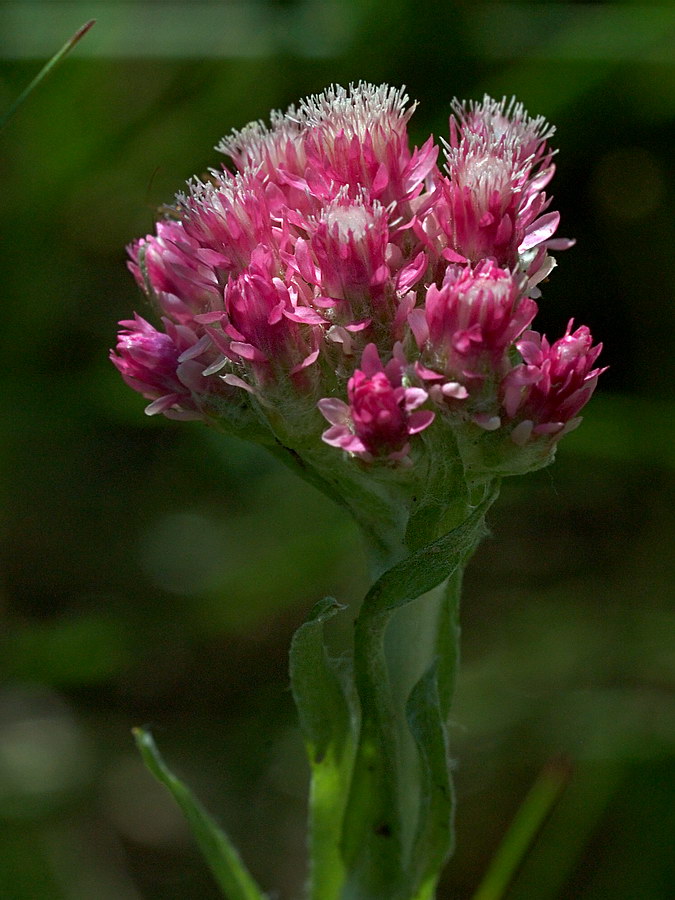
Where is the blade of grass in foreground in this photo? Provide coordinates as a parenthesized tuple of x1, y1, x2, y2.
(0, 19, 96, 130)
(471, 756, 572, 900)
(133, 727, 267, 900)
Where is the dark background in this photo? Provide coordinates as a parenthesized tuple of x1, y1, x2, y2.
(1, 1, 674, 897)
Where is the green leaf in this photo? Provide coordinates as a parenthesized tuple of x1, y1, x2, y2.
(361, 485, 499, 621)
(434, 566, 463, 723)
(290, 597, 353, 763)
(405, 662, 454, 900)
(339, 606, 402, 899)
(133, 728, 266, 900)
(290, 597, 356, 900)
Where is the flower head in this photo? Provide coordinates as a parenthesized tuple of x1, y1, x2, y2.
(128, 220, 221, 323)
(420, 95, 565, 290)
(449, 95, 555, 182)
(411, 261, 537, 384)
(114, 83, 602, 488)
(306, 191, 390, 304)
(214, 246, 324, 387)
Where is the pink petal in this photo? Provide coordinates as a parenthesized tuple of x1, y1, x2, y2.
(372, 162, 390, 195)
(194, 311, 226, 325)
(340, 434, 368, 454)
(283, 306, 326, 325)
(403, 387, 428, 411)
(397, 252, 427, 292)
(230, 341, 268, 362)
(222, 373, 256, 394)
(473, 413, 501, 431)
(545, 237, 576, 251)
(294, 238, 317, 284)
(440, 381, 468, 399)
(360, 343, 383, 377)
(177, 334, 211, 362)
(414, 360, 444, 381)
(495, 214, 512, 245)
(205, 327, 236, 358)
(510, 420, 533, 446)
(407, 136, 439, 184)
(519, 211, 560, 251)
(290, 348, 320, 374)
(442, 247, 467, 264)
(533, 421, 564, 435)
(408, 308, 429, 348)
(177, 359, 207, 391)
(407, 409, 435, 434)
(202, 357, 228, 376)
(317, 397, 350, 425)
(145, 394, 181, 416)
(344, 319, 372, 333)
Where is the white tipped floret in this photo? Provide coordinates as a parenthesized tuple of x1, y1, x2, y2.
(299, 82, 413, 134)
(217, 118, 269, 160)
(317, 187, 387, 242)
(449, 95, 557, 180)
(452, 95, 555, 145)
(323, 204, 371, 242)
(216, 107, 307, 171)
(176, 176, 210, 208)
(444, 136, 529, 205)
(177, 166, 259, 210)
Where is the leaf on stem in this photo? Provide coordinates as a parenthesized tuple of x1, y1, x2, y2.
(405, 661, 454, 899)
(133, 727, 267, 900)
(363, 485, 499, 621)
(290, 597, 356, 900)
(290, 596, 354, 763)
(405, 428, 468, 552)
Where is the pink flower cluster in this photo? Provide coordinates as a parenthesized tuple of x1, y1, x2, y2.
(112, 84, 604, 466)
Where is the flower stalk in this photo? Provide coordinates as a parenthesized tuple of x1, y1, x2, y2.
(113, 83, 604, 899)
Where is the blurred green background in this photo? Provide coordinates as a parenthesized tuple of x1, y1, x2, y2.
(1, 1, 674, 897)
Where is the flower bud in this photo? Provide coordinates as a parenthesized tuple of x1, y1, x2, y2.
(503, 320, 606, 444)
(318, 344, 434, 463)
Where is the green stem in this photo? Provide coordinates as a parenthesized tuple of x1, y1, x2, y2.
(289, 600, 356, 900)
(307, 748, 353, 900)
(437, 566, 464, 722)
(338, 488, 499, 900)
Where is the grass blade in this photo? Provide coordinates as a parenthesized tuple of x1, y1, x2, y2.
(0, 20, 96, 130)
(471, 756, 572, 900)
